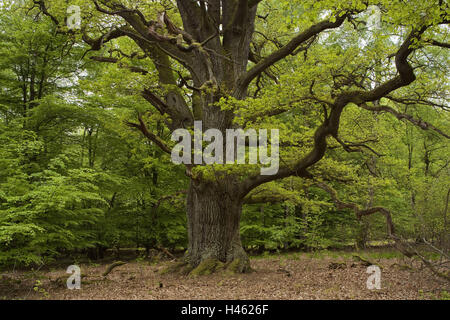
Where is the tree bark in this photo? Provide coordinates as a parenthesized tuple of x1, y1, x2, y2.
(185, 180, 250, 273)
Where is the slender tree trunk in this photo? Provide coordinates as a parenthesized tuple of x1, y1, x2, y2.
(185, 180, 250, 273)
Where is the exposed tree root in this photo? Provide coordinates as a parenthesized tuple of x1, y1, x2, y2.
(160, 256, 253, 276)
(225, 258, 252, 274)
(160, 261, 193, 275)
(187, 258, 253, 277)
(189, 259, 225, 277)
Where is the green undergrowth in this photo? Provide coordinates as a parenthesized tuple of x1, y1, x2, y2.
(251, 248, 409, 261)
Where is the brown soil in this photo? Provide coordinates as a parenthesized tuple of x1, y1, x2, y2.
(1, 254, 448, 300)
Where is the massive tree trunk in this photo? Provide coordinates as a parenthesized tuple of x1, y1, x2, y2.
(186, 180, 250, 273)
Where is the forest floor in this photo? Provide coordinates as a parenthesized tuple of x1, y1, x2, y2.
(1, 249, 448, 300)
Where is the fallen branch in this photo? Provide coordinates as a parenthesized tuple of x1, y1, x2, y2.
(352, 255, 383, 268)
(102, 261, 127, 277)
(157, 247, 176, 260)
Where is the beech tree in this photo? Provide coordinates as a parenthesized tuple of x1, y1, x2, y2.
(30, 0, 449, 273)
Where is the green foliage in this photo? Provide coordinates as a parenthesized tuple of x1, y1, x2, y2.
(0, 1, 448, 267)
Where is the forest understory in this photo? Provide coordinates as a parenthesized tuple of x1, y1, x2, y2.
(1, 248, 448, 300)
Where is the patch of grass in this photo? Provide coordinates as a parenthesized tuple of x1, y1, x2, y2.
(278, 260, 287, 268)
(326, 248, 403, 261)
(439, 290, 450, 300)
(365, 251, 403, 260)
(290, 253, 302, 260)
(251, 251, 281, 260)
(251, 247, 408, 263)
(307, 251, 327, 259)
(33, 280, 50, 299)
(422, 252, 442, 261)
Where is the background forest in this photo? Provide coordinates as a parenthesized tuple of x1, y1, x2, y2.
(0, 0, 448, 274)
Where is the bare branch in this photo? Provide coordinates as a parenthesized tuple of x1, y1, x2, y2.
(33, 0, 60, 25)
(428, 39, 450, 48)
(359, 103, 450, 139)
(82, 27, 127, 52)
(89, 56, 149, 75)
(333, 136, 384, 157)
(125, 116, 172, 154)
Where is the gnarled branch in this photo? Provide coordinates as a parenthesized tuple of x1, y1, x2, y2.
(316, 181, 450, 281)
(126, 115, 172, 155)
(236, 12, 352, 94)
(359, 103, 450, 139)
(242, 26, 432, 195)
